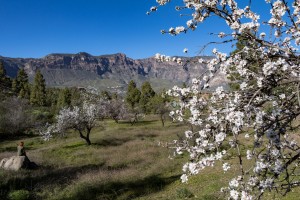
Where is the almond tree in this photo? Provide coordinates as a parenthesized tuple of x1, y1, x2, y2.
(149, 0, 300, 199)
(42, 101, 100, 145)
(101, 98, 128, 123)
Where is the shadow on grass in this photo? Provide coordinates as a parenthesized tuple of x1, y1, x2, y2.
(63, 143, 86, 149)
(118, 120, 158, 126)
(93, 137, 132, 147)
(0, 162, 180, 200)
(135, 133, 158, 140)
(57, 174, 181, 200)
(0, 163, 105, 200)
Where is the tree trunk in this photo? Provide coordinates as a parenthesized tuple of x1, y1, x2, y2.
(160, 114, 165, 127)
(86, 128, 91, 145)
(78, 130, 92, 145)
(113, 117, 119, 123)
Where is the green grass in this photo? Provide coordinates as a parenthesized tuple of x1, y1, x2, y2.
(0, 116, 299, 200)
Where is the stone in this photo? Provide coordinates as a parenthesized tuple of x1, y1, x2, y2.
(0, 156, 27, 171)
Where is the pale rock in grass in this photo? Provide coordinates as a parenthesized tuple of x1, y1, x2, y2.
(0, 156, 27, 171)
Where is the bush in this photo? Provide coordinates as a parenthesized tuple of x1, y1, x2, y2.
(31, 108, 54, 128)
(0, 97, 33, 136)
(8, 190, 30, 200)
(176, 187, 193, 199)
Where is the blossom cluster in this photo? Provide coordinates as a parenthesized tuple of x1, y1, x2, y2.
(150, 0, 300, 198)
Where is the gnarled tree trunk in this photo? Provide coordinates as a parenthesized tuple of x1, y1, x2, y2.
(78, 129, 91, 145)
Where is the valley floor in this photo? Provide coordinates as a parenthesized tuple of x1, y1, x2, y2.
(0, 116, 299, 200)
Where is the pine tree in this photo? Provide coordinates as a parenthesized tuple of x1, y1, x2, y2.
(13, 68, 30, 99)
(0, 61, 6, 80)
(126, 80, 141, 110)
(11, 79, 17, 93)
(0, 61, 12, 98)
(139, 81, 155, 114)
(30, 70, 46, 106)
(0, 61, 11, 94)
(56, 88, 71, 110)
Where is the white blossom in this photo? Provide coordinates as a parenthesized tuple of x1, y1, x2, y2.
(230, 189, 239, 200)
(223, 163, 231, 171)
(181, 174, 188, 183)
(246, 150, 253, 160)
(150, 0, 300, 198)
(229, 178, 239, 188)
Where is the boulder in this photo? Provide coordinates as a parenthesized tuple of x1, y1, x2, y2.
(0, 156, 27, 171)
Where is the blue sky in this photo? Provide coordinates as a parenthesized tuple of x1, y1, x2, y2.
(0, 0, 271, 59)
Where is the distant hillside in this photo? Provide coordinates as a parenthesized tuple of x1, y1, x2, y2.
(0, 52, 227, 93)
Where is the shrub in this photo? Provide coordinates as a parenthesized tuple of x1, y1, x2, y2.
(8, 190, 30, 200)
(176, 187, 193, 199)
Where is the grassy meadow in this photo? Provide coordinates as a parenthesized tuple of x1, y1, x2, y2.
(0, 116, 299, 200)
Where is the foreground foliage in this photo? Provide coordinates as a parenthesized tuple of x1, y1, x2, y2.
(150, 0, 300, 199)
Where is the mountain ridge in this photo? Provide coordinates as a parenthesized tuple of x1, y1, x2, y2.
(0, 52, 225, 93)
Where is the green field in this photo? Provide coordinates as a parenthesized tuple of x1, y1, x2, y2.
(0, 116, 299, 200)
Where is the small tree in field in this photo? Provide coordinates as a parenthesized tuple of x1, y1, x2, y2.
(102, 98, 128, 123)
(149, 0, 300, 199)
(41, 88, 109, 145)
(43, 101, 100, 145)
(151, 92, 170, 127)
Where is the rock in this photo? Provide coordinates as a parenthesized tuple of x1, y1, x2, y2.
(0, 53, 227, 92)
(0, 156, 27, 171)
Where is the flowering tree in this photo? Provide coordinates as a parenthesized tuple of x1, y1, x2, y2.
(99, 98, 128, 123)
(42, 101, 100, 145)
(149, 0, 300, 199)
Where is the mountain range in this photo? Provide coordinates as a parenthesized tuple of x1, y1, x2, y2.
(0, 52, 226, 93)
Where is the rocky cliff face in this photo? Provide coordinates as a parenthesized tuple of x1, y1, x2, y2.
(0, 52, 226, 92)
